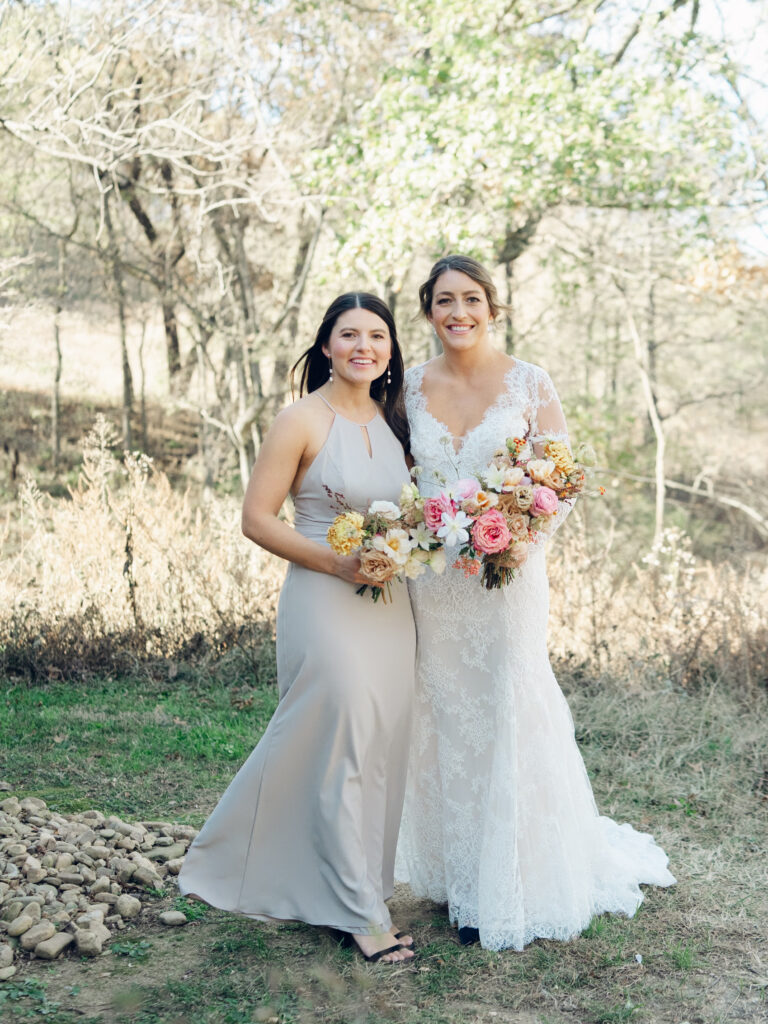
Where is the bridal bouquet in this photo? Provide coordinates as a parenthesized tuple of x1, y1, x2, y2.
(326, 482, 446, 602)
(426, 436, 599, 590)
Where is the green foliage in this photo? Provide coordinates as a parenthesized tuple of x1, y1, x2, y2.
(314, 0, 749, 282)
(173, 896, 208, 922)
(111, 939, 153, 962)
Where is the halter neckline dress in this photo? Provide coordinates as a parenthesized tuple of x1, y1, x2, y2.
(179, 400, 415, 934)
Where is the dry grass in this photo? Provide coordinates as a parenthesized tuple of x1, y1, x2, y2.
(548, 511, 768, 700)
(0, 416, 282, 680)
(1, 415, 766, 700)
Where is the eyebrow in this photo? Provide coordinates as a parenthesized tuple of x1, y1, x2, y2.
(434, 289, 483, 298)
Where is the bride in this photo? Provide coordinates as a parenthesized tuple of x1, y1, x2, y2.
(396, 254, 675, 951)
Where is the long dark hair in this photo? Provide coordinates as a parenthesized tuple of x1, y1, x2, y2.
(418, 254, 510, 321)
(291, 292, 409, 452)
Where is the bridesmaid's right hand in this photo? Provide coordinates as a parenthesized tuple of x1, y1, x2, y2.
(331, 553, 383, 588)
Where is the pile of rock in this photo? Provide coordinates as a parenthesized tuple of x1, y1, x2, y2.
(0, 794, 197, 980)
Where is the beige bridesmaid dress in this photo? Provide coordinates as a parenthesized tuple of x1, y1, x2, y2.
(179, 402, 415, 936)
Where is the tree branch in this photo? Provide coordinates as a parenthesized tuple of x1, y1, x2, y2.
(601, 469, 768, 540)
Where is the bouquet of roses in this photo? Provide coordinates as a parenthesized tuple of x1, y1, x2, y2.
(325, 482, 446, 602)
(424, 436, 599, 590)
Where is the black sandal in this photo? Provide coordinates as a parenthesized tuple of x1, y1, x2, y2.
(329, 929, 414, 963)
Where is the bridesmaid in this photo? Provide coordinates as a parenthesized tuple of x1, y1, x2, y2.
(179, 293, 416, 964)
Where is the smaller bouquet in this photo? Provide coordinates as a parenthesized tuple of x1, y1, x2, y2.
(426, 437, 599, 590)
(326, 482, 446, 602)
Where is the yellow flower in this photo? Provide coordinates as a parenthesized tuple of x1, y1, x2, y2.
(326, 512, 364, 555)
(544, 441, 575, 476)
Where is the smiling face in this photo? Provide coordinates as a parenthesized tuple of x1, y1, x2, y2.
(428, 269, 494, 351)
(322, 308, 392, 386)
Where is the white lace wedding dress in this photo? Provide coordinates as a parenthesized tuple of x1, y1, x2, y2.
(396, 359, 675, 951)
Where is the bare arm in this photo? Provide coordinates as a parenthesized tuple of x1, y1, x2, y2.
(241, 405, 372, 585)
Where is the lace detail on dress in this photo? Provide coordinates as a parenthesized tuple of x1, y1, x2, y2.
(405, 359, 573, 534)
(396, 359, 675, 951)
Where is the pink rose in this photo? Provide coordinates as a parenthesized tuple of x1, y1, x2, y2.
(449, 478, 482, 501)
(471, 508, 513, 555)
(423, 494, 455, 531)
(530, 485, 559, 517)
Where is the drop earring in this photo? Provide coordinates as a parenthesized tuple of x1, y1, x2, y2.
(328, 358, 333, 382)
(387, 362, 392, 385)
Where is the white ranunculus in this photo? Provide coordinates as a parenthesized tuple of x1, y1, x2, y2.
(399, 482, 420, 508)
(368, 500, 401, 520)
(372, 528, 414, 566)
(501, 467, 525, 490)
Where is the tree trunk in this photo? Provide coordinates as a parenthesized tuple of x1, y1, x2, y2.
(104, 192, 133, 448)
(137, 313, 149, 453)
(504, 259, 515, 354)
(51, 239, 65, 467)
(162, 293, 181, 380)
(622, 299, 666, 546)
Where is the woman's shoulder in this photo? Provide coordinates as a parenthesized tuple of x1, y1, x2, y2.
(510, 356, 549, 378)
(269, 391, 333, 437)
(510, 357, 558, 395)
(404, 362, 428, 382)
(403, 362, 429, 399)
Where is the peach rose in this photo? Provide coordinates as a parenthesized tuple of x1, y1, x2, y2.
(511, 485, 534, 512)
(359, 548, 399, 583)
(471, 508, 513, 555)
(503, 511, 529, 542)
(538, 468, 565, 490)
(461, 489, 499, 515)
(501, 467, 525, 491)
(526, 459, 557, 483)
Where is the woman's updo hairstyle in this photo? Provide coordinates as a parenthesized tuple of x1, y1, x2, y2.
(290, 292, 409, 452)
(418, 254, 509, 321)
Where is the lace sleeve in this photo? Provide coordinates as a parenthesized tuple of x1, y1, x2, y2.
(528, 367, 574, 537)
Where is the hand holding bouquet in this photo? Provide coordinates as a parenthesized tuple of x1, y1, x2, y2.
(428, 436, 599, 590)
(326, 483, 446, 602)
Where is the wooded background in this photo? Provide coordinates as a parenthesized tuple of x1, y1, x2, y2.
(1, 0, 766, 555)
(2, 9, 767, 1020)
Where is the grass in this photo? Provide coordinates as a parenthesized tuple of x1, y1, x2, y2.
(0, 674, 278, 820)
(1, 669, 767, 1023)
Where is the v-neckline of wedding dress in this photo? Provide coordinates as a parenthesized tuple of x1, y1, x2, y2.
(412, 362, 519, 455)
